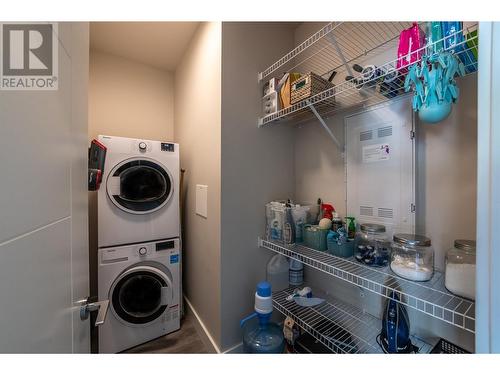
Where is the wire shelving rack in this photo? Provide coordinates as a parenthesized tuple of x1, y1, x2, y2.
(274, 287, 434, 354)
(260, 239, 475, 333)
(258, 22, 478, 128)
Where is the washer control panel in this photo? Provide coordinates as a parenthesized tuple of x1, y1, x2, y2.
(100, 238, 181, 264)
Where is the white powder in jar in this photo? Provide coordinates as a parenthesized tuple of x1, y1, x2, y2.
(445, 263, 476, 300)
(390, 255, 433, 281)
(391, 261, 433, 281)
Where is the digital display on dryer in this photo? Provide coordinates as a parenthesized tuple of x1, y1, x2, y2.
(161, 143, 174, 152)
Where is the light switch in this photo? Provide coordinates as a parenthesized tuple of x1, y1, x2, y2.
(195, 184, 208, 218)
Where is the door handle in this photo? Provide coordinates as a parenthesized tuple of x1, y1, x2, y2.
(80, 297, 109, 326)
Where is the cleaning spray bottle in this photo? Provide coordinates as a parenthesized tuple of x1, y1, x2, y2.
(240, 281, 285, 353)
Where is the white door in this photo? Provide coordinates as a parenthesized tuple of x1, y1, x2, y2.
(0, 23, 90, 353)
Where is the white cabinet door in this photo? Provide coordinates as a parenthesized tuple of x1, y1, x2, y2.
(0, 22, 90, 353)
(345, 97, 415, 237)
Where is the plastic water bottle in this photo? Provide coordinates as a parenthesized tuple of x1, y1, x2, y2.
(240, 282, 285, 354)
(289, 258, 304, 286)
(266, 254, 289, 292)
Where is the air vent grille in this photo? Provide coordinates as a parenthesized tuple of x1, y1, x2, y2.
(360, 206, 374, 216)
(378, 208, 394, 219)
(377, 126, 393, 138)
(360, 130, 373, 142)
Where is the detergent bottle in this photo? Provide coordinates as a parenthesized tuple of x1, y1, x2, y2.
(240, 281, 285, 353)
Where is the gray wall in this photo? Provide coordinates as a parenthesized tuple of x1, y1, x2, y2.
(174, 22, 222, 348)
(291, 23, 477, 352)
(220, 22, 296, 351)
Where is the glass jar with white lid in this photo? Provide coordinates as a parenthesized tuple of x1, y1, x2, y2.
(354, 223, 390, 267)
(390, 234, 434, 282)
(445, 240, 476, 300)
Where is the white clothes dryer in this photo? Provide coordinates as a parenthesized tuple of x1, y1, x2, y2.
(97, 135, 179, 248)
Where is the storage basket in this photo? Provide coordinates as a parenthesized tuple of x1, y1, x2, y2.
(327, 238, 354, 258)
(303, 225, 328, 251)
(290, 72, 335, 105)
(430, 338, 470, 354)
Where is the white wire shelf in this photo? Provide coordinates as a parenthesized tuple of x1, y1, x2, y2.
(260, 238, 475, 333)
(273, 287, 434, 354)
(258, 22, 478, 127)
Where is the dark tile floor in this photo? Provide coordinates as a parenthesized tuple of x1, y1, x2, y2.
(123, 307, 214, 354)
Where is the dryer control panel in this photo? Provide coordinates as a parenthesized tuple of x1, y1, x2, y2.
(161, 143, 175, 152)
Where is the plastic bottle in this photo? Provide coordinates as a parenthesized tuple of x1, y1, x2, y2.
(283, 199, 296, 244)
(332, 211, 343, 232)
(266, 254, 289, 292)
(345, 216, 356, 239)
(240, 282, 285, 354)
(289, 258, 304, 286)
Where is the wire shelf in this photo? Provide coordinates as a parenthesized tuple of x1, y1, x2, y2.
(260, 239, 475, 333)
(274, 287, 434, 354)
(258, 22, 478, 127)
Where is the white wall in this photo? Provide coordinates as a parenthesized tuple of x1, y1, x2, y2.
(174, 22, 222, 348)
(220, 22, 296, 351)
(88, 49, 175, 141)
(475, 21, 500, 353)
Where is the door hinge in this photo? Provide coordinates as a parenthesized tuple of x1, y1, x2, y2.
(410, 203, 416, 213)
(410, 130, 415, 140)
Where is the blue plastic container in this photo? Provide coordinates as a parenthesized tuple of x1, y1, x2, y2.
(242, 318, 285, 354)
(327, 236, 355, 258)
(303, 225, 328, 251)
(240, 282, 285, 354)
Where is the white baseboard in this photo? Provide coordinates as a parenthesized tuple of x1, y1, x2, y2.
(222, 342, 243, 354)
(183, 296, 221, 354)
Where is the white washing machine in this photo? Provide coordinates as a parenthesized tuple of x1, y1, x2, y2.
(97, 135, 180, 248)
(98, 238, 181, 353)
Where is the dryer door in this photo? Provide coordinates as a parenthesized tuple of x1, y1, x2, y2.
(110, 265, 173, 325)
(106, 157, 174, 214)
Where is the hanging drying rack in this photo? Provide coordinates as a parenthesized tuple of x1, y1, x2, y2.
(258, 22, 479, 146)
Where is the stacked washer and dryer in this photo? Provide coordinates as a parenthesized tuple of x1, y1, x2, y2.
(97, 135, 181, 353)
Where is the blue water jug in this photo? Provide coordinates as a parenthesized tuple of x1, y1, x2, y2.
(240, 281, 285, 354)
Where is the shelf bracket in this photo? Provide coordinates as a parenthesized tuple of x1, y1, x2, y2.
(326, 33, 353, 77)
(307, 101, 342, 149)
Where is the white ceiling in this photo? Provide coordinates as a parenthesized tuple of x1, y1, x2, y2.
(90, 22, 200, 71)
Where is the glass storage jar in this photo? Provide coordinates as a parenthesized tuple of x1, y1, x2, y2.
(445, 240, 476, 300)
(390, 234, 434, 282)
(354, 223, 390, 267)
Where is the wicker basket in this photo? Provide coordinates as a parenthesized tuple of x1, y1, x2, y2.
(290, 72, 335, 105)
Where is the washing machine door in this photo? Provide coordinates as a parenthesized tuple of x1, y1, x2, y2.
(110, 265, 173, 325)
(106, 157, 173, 214)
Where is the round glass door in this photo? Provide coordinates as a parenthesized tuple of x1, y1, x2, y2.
(107, 158, 173, 214)
(111, 269, 171, 325)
